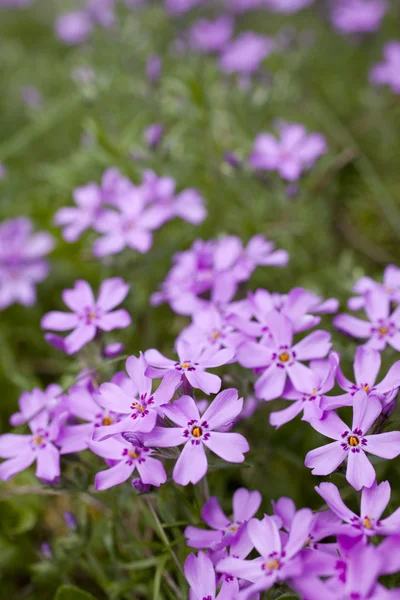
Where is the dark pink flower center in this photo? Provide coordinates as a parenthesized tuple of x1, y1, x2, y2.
(340, 428, 367, 452)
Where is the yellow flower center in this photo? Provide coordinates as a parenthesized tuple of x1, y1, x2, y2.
(363, 516, 372, 529)
(88, 311, 96, 321)
(379, 326, 388, 335)
(212, 331, 220, 340)
(128, 450, 139, 459)
(229, 526, 238, 532)
(279, 352, 290, 363)
(348, 436, 359, 447)
(102, 416, 113, 426)
(181, 362, 190, 369)
(132, 402, 145, 413)
(192, 426, 202, 438)
(33, 435, 44, 445)
(265, 559, 280, 570)
(364, 385, 370, 393)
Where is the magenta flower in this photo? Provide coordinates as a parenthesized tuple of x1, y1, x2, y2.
(143, 123, 164, 149)
(55, 11, 93, 45)
(347, 264, 400, 310)
(185, 488, 261, 550)
(216, 510, 313, 597)
(41, 278, 131, 354)
(0, 217, 54, 309)
(90, 437, 166, 490)
(184, 551, 239, 600)
(305, 393, 400, 490)
(370, 41, 400, 94)
(219, 32, 274, 75)
(237, 310, 331, 400)
(334, 287, 400, 350)
(54, 183, 104, 242)
(189, 16, 234, 53)
(331, 0, 387, 35)
(144, 339, 234, 395)
(316, 481, 400, 538)
(269, 354, 338, 428)
(250, 123, 327, 181)
(321, 347, 400, 411)
(0, 413, 63, 482)
(146, 390, 249, 485)
(10, 384, 66, 426)
(92, 354, 181, 441)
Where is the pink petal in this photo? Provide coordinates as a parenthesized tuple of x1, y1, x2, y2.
(201, 389, 242, 430)
(152, 369, 182, 406)
(184, 552, 216, 600)
(41, 311, 78, 331)
(352, 391, 381, 433)
(286, 361, 317, 394)
(93, 233, 125, 257)
(64, 324, 96, 354)
(215, 556, 265, 584)
(96, 382, 132, 413)
(254, 366, 287, 401)
(95, 460, 134, 490)
(333, 314, 372, 339)
(200, 347, 235, 369)
(376, 359, 400, 394)
(126, 354, 152, 397)
(305, 441, 347, 475)
(62, 280, 95, 312)
(97, 309, 131, 331)
(315, 482, 356, 523)
(269, 401, 304, 428)
(360, 480, 390, 521)
(35, 444, 60, 481)
(96, 277, 130, 311)
(136, 456, 166, 486)
(284, 508, 314, 558)
(185, 369, 221, 395)
(145, 426, 184, 448)
(265, 311, 293, 347)
(364, 287, 390, 322)
(161, 395, 200, 427)
(203, 431, 249, 462)
(144, 348, 176, 369)
(233, 488, 262, 523)
(173, 441, 208, 485)
(236, 341, 273, 368)
(353, 347, 381, 387)
(309, 411, 348, 440)
(0, 452, 35, 481)
(346, 449, 376, 491)
(0, 434, 31, 458)
(201, 497, 229, 529)
(292, 330, 331, 361)
(248, 516, 281, 558)
(364, 432, 400, 459)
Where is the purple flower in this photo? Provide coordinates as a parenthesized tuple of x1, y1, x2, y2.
(10, 384, 66, 426)
(55, 11, 93, 45)
(269, 354, 338, 428)
(64, 511, 77, 530)
(237, 310, 332, 400)
(146, 55, 162, 84)
(90, 437, 166, 490)
(143, 123, 164, 149)
(305, 392, 400, 490)
(331, 0, 387, 34)
(316, 481, 400, 537)
(0, 217, 54, 309)
(348, 264, 400, 309)
(54, 183, 105, 242)
(146, 390, 249, 485)
(189, 16, 234, 53)
(0, 412, 63, 482)
(41, 278, 131, 354)
(184, 551, 239, 600)
(216, 510, 313, 597)
(250, 123, 327, 181)
(103, 342, 124, 357)
(87, 0, 116, 28)
(321, 347, 400, 411)
(334, 287, 400, 350)
(370, 41, 400, 95)
(92, 354, 181, 441)
(219, 32, 274, 74)
(185, 488, 261, 550)
(144, 339, 234, 395)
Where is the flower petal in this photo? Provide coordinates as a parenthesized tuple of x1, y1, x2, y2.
(35, 444, 60, 481)
(96, 277, 130, 311)
(233, 488, 262, 523)
(360, 480, 391, 521)
(254, 366, 287, 401)
(364, 432, 400, 459)
(201, 497, 229, 530)
(185, 369, 222, 395)
(201, 389, 242, 430)
(353, 347, 381, 387)
(248, 516, 281, 558)
(97, 309, 131, 332)
(333, 314, 372, 339)
(305, 441, 346, 475)
(173, 442, 208, 485)
(203, 432, 249, 463)
(41, 311, 78, 331)
(352, 391, 381, 433)
(64, 324, 96, 354)
(292, 330, 331, 361)
(315, 482, 356, 523)
(62, 280, 94, 312)
(346, 449, 376, 491)
(0, 452, 35, 481)
(136, 456, 166, 487)
(95, 460, 134, 490)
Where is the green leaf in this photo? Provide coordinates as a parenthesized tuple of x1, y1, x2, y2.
(153, 555, 168, 600)
(54, 585, 98, 600)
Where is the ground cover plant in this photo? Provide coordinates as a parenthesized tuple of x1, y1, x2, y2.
(1, 0, 400, 598)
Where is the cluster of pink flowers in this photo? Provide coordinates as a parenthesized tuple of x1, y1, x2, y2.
(54, 167, 206, 257)
(184, 484, 400, 599)
(0, 217, 54, 310)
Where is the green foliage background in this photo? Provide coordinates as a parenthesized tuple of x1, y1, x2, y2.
(1, 1, 400, 598)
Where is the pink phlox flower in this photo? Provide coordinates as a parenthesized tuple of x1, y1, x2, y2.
(10, 384, 66, 426)
(334, 287, 400, 351)
(219, 32, 274, 74)
(184, 551, 239, 600)
(237, 310, 332, 401)
(41, 277, 131, 354)
(189, 15, 234, 53)
(321, 347, 400, 411)
(54, 183, 105, 242)
(348, 265, 400, 310)
(249, 122, 327, 181)
(92, 353, 181, 441)
(331, 0, 387, 35)
(145, 389, 249, 485)
(316, 480, 400, 538)
(185, 488, 262, 550)
(145, 339, 234, 395)
(0, 411, 64, 482)
(90, 436, 166, 490)
(305, 392, 400, 490)
(370, 41, 400, 94)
